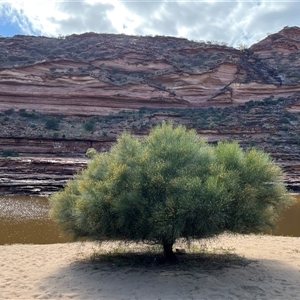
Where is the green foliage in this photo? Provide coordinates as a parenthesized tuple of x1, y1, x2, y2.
(45, 118, 60, 130)
(1, 150, 19, 157)
(238, 43, 248, 50)
(280, 117, 290, 124)
(86, 148, 98, 158)
(83, 121, 95, 132)
(4, 108, 14, 116)
(18, 109, 39, 119)
(50, 123, 294, 259)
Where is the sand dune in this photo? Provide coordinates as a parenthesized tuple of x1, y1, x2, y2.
(0, 234, 300, 299)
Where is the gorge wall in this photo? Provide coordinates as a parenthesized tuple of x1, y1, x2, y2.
(0, 27, 300, 195)
(1, 27, 300, 115)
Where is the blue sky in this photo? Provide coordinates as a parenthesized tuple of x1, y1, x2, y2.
(0, 20, 20, 36)
(0, 0, 300, 47)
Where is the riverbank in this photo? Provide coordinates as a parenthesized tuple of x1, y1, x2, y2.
(0, 234, 299, 299)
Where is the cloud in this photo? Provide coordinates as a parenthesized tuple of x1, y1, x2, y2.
(53, 1, 115, 35)
(0, 0, 299, 46)
(0, 1, 63, 36)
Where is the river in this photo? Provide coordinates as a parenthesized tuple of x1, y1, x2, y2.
(0, 195, 299, 245)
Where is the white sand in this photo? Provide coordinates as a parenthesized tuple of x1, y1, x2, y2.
(0, 234, 300, 299)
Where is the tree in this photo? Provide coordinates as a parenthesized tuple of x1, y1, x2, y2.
(50, 123, 294, 260)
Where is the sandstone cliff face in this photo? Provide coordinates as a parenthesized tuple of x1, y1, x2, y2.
(0, 94, 299, 194)
(0, 28, 299, 195)
(1, 28, 300, 116)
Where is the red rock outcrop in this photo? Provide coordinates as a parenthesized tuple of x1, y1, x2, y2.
(250, 26, 300, 53)
(0, 28, 299, 195)
(0, 28, 300, 116)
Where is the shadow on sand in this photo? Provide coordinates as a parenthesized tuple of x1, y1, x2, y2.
(40, 253, 300, 299)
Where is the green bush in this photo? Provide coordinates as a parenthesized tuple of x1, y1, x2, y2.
(85, 148, 98, 158)
(2, 150, 19, 157)
(83, 121, 95, 132)
(18, 109, 39, 119)
(4, 108, 14, 116)
(50, 123, 294, 260)
(280, 117, 290, 124)
(45, 118, 60, 130)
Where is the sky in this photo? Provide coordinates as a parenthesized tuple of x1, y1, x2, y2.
(0, 0, 299, 47)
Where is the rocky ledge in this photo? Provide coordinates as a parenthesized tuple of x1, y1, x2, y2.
(0, 157, 87, 196)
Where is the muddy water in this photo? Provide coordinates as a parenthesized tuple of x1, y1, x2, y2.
(272, 194, 300, 236)
(0, 196, 71, 245)
(0, 195, 299, 245)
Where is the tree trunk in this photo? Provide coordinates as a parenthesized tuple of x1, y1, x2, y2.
(163, 242, 177, 261)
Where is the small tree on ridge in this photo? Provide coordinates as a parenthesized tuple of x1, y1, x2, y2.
(50, 123, 294, 260)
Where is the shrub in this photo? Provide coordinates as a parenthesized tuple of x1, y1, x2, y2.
(50, 123, 294, 261)
(86, 148, 98, 158)
(2, 150, 19, 157)
(83, 121, 95, 132)
(45, 118, 60, 130)
(18, 109, 38, 119)
(280, 117, 290, 124)
(4, 108, 14, 116)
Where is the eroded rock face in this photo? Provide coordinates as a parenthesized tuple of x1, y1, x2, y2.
(0, 157, 88, 195)
(1, 28, 300, 116)
(250, 26, 300, 53)
(0, 28, 300, 195)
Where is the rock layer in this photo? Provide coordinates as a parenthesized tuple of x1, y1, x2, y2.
(1, 27, 300, 115)
(0, 157, 87, 195)
(0, 28, 299, 195)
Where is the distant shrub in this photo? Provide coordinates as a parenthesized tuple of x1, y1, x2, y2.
(4, 109, 14, 116)
(45, 118, 60, 130)
(86, 148, 97, 158)
(83, 121, 95, 132)
(283, 112, 298, 121)
(51, 48, 64, 55)
(2, 150, 19, 157)
(18, 109, 39, 119)
(280, 117, 290, 124)
(280, 125, 289, 131)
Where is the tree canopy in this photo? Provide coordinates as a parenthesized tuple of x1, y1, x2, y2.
(50, 122, 294, 260)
